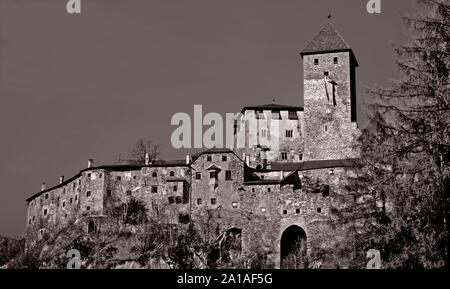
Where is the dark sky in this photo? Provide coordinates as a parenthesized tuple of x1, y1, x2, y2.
(0, 0, 419, 237)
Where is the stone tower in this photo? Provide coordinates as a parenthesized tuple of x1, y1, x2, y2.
(301, 22, 360, 161)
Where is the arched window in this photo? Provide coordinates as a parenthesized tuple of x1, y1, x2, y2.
(152, 172, 157, 178)
(169, 171, 175, 177)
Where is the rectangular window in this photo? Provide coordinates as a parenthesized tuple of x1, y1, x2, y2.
(116, 176, 121, 181)
(107, 190, 112, 197)
(324, 71, 329, 76)
(286, 130, 293, 138)
(288, 111, 298, 120)
(314, 58, 319, 65)
(281, 152, 288, 160)
(70, 198, 73, 204)
(299, 154, 303, 161)
(283, 209, 288, 215)
(211, 198, 216, 205)
(207, 155, 212, 162)
(197, 198, 202, 205)
(195, 172, 202, 180)
(173, 185, 178, 192)
(86, 191, 91, 197)
(44, 209, 47, 215)
(209, 171, 218, 179)
(45, 194, 48, 199)
(296, 209, 300, 214)
(126, 190, 132, 196)
(222, 155, 227, 162)
(151, 186, 158, 193)
(225, 170, 232, 180)
(261, 129, 267, 138)
(175, 196, 182, 204)
(168, 196, 175, 204)
(333, 57, 338, 64)
(86, 206, 90, 211)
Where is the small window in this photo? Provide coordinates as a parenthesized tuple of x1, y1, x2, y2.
(324, 125, 328, 132)
(75, 195, 78, 201)
(286, 130, 293, 138)
(197, 198, 202, 205)
(63, 188, 66, 194)
(99, 173, 102, 178)
(333, 57, 338, 64)
(317, 208, 322, 213)
(252, 188, 255, 193)
(281, 152, 288, 160)
(133, 175, 137, 180)
(324, 71, 329, 76)
(207, 155, 212, 162)
(86, 206, 90, 211)
(126, 190, 132, 196)
(222, 155, 227, 162)
(168, 196, 175, 204)
(43, 209, 48, 215)
(69, 198, 73, 204)
(175, 196, 182, 204)
(231, 201, 238, 208)
(169, 171, 175, 177)
(225, 170, 232, 180)
(296, 209, 300, 214)
(152, 172, 157, 178)
(151, 186, 158, 193)
(116, 176, 121, 181)
(173, 185, 178, 192)
(86, 191, 91, 197)
(299, 154, 303, 161)
(267, 188, 271, 192)
(195, 172, 202, 180)
(314, 58, 319, 65)
(107, 190, 112, 197)
(209, 171, 217, 179)
(45, 194, 48, 200)
(283, 209, 288, 215)
(261, 129, 267, 138)
(62, 202, 66, 208)
(88, 173, 91, 178)
(211, 198, 216, 205)
(73, 183, 76, 189)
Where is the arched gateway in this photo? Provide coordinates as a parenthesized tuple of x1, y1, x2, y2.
(280, 225, 307, 269)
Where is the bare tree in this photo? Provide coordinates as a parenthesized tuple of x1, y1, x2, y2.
(131, 139, 161, 164)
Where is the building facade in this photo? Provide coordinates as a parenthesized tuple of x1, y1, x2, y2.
(24, 22, 361, 268)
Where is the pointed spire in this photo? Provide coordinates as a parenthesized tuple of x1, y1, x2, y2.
(300, 22, 351, 55)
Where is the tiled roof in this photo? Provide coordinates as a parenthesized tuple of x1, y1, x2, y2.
(301, 22, 351, 55)
(268, 159, 359, 171)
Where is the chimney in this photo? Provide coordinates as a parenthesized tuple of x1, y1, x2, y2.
(245, 155, 250, 166)
(186, 154, 190, 165)
(145, 152, 150, 165)
(41, 182, 46, 191)
(88, 159, 94, 168)
(59, 176, 65, 184)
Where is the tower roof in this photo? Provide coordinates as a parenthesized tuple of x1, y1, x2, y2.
(300, 22, 358, 66)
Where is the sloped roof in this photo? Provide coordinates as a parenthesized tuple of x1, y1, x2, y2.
(268, 159, 359, 171)
(301, 22, 351, 54)
(300, 22, 358, 66)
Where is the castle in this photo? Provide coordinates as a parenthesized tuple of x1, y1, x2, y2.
(25, 22, 361, 268)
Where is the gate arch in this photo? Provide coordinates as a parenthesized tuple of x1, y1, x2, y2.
(280, 225, 307, 269)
